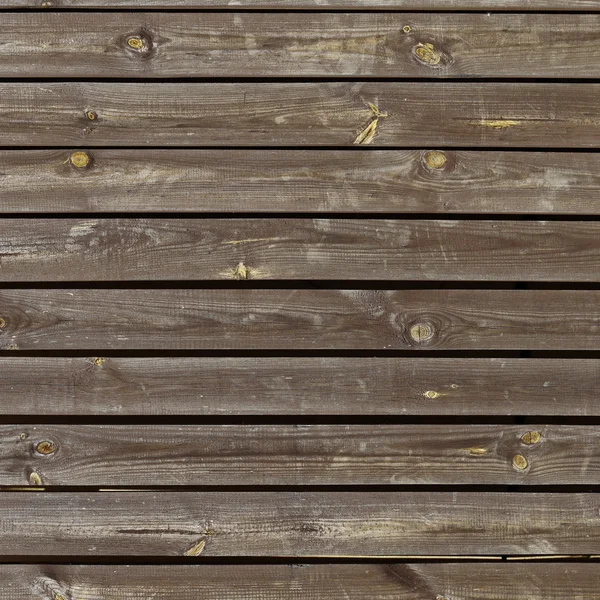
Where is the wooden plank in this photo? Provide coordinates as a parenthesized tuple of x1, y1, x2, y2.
(3, 564, 600, 599)
(1, 289, 598, 350)
(1, 83, 599, 148)
(0, 492, 598, 556)
(2, 219, 598, 282)
(5, 424, 600, 486)
(1, 0, 598, 9)
(0, 357, 598, 416)
(3, 150, 600, 215)
(1, 13, 599, 79)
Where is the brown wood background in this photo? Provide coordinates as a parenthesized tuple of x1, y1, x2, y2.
(0, 1, 599, 597)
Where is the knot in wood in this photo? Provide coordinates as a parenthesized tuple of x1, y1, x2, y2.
(512, 453, 528, 471)
(423, 150, 447, 170)
(409, 322, 435, 344)
(85, 110, 98, 121)
(402, 25, 412, 33)
(233, 262, 249, 280)
(70, 151, 91, 169)
(35, 440, 57, 456)
(126, 34, 152, 53)
(0, 317, 6, 329)
(94, 357, 105, 367)
(413, 42, 442, 66)
(521, 431, 542, 446)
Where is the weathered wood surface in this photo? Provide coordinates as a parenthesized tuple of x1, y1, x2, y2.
(2, 219, 598, 282)
(1, 289, 598, 350)
(3, 150, 600, 215)
(0, 492, 598, 556)
(5, 424, 600, 486)
(1, 357, 597, 416)
(1, 0, 598, 9)
(1, 83, 599, 147)
(4, 564, 600, 599)
(2, 13, 600, 79)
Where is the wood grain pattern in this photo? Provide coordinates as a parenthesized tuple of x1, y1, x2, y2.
(1, 357, 597, 416)
(3, 564, 600, 599)
(3, 150, 600, 215)
(5, 424, 600, 486)
(1, 289, 598, 350)
(0, 0, 598, 9)
(1, 83, 599, 147)
(2, 219, 598, 282)
(1, 13, 599, 78)
(0, 491, 598, 556)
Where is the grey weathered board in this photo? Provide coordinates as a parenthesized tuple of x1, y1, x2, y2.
(1, 219, 598, 281)
(2, 150, 600, 215)
(0, 83, 599, 147)
(0, 492, 598, 556)
(3, 564, 600, 599)
(4, 424, 600, 486)
(0, 357, 597, 416)
(1, 13, 599, 79)
(1, 289, 598, 350)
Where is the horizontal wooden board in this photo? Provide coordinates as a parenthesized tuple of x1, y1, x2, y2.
(1, 0, 598, 9)
(1, 289, 598, 350)
(2, 150, 600, 215)
(2, 13, 600, 79)
(4, 564, 600, 599)
(2, 219, 599, 282)
(1, 83, 599, 147)
(0, 357, 598, 416)
(5, 424, 600, 486)
(0, 492, 598, 556)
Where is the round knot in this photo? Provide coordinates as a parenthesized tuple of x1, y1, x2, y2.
(85, 110, 98, 121)
(70, 151, 91, 169)
(402, 25, 412, 34)
(125, 33, 152, 54)
(423, 150, 447, 170)
(521, 431, 542, 446)
(512, 453, 528, 471)
(35, 440, 57, 456)
(409, 322, 435, 344)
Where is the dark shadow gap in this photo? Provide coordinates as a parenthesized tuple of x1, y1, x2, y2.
(3, 212, 600, 220)
(0, 281, 599, 289)
(0, 415, 600, 425)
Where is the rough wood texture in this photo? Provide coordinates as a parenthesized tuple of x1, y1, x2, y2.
(2, 219, 598, 282)
(3, 150, 600, 215)
(3, 564, 600, 599)
(0, 492, 598, 556)
(1, 357, 597, 416)
(1, 289, 598, 351)
(1, 83, 599, 147)
(0, 0, 598, 8)
(5, 424, 600, 486)
(2, 13, 600, 78)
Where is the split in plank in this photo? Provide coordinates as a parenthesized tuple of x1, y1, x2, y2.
(1, 13, 600, 79)
(1, 289, 599, 350)
(0, 491, 598, 556)
(4, 564, 600, 599)
(0, 357, 597, 416)
(1, 83, 599, 147)
(5, 424, 600, 486)
(2, 219, 599, 282)
(3, 150, 600, 215)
